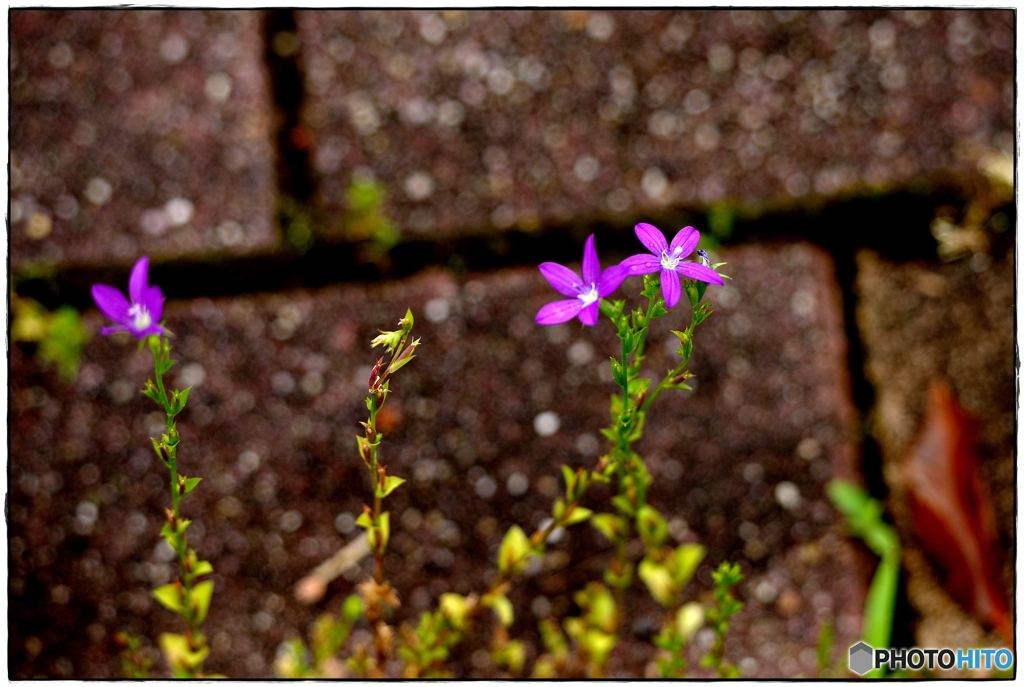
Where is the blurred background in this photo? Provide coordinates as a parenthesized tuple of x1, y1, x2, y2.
(8, 9, 1015, 678)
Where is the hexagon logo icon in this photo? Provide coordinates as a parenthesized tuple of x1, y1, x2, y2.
(849, 641, 874, 675)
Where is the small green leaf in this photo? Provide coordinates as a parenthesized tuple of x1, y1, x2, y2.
(182, 476, 202, 496)
(343, 594, 365, 623)
(355, 511, 373, 529)
(170, 386, 191, 415)
(439, 593, 470, 630)
(563, 506, 592, 526)
(159, 632, 209, 672)
(153, 583, 184, 613)
(676, 602, 705, 642)
(378, 511, 391, 550)
(377, 475, 406, 498)
(672, 543, 706, 587)
(638, 558, 676, 607)
(610, 358, 627, 387)
(497, 525, 531, 574)
(192, 560, 213, 578)
(627, 376, 651, 397)
(636, 504, 668, 547)
(590, 513, 621, 543)
(560, 465, 577, 498)
(191, 580, 215, 624)
(483, 593, 514, 628)
(610, 493, 635, 517)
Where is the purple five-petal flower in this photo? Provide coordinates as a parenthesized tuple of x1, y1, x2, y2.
(91, 256, 166, 339)
(620, 223, 724, 308)
(536, 234, 627, 327)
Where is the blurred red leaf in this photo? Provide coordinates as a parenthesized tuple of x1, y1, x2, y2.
(903, 381, 1012, 645)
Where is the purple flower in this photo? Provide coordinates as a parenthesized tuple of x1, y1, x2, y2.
(620, 223, 723, 308)
(536, 234, 627, 326)
(91, 256, 165, 338)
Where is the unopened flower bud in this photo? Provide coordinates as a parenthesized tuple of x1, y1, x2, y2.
(368, 357, 385, 392)
(696, 249, 710, 267)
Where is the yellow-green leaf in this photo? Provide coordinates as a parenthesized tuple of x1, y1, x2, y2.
(484, 594, 514, 627)
(153, 583, 184, 613)
(590, 513, 621, 543)
(671, 543, 705, 587)
(192, 560, 214, 578)
(638, 558, 676, 607)
(563, 506, 592, 526)
(378, 475, 405, 498)
(497, 525, 531, 574)
(191, 580, 214, 624)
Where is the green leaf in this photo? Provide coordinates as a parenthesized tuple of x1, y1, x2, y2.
(378, 511, 391, 550)
(641, 274, 661, 299)
(355, 511, 373, 529)
(627, 376, 651, 397)
(636, 504, 668, 548)
(671, 543, 705, 587)
(192, 560, 213, 578)
(862, 552, 899, 653)
(638, 558, 676, 606)
(610, 494, 635, 517)
(439, 593, 470, 630)
(343, 594, 365, 623)
(191, 580, 215, 624)
(182, 476, 202, 496)
(590, 513, 621, 543)
(610, 358, 627, 387)
(377, 475, 406, 498)
(560, 465, 577, 498)
(483, 593, 514, 627)
(170, 386, 191, 415)
(159, 632, 209, 672)
(563, 506, 592, 526)
(153, 583, 184, 613)
(676, 602, 704, 642)
(497, 525, 532, 574)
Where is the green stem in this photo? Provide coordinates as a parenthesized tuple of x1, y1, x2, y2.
(148, 335, 205, 675)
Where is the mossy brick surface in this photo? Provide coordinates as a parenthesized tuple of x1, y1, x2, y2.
(10, 243, 865, 677)
(10, 10, 278, 272)
(296, 9, 1012, 242)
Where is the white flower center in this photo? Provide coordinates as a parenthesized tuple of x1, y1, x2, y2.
(129, 303, 152, 331)
(577, 283, 600, 307)
(660, 246, 684, 270)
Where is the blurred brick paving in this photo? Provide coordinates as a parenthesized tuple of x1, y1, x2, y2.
(7, 8, 1015, 679)
(10, 10, 277, 270)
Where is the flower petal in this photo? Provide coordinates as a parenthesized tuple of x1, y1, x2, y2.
(100, 324, 128, 336)
(535, 299, 584, 325)
(91, 284, 130, 322)
(539, 262, 583, 297)
(597, 264, 628, 297)
(581, 234, 601, 285)
(620, 254, 661, 275)
(579, 301, 599, 326)
(143, 285, 165, 322)
(661, 269, 681, 308)
(128, 256, 151, 305)
(634, 222, 668, 255)
(669, 226, 699, 258)
(675, 261, 725, 285)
